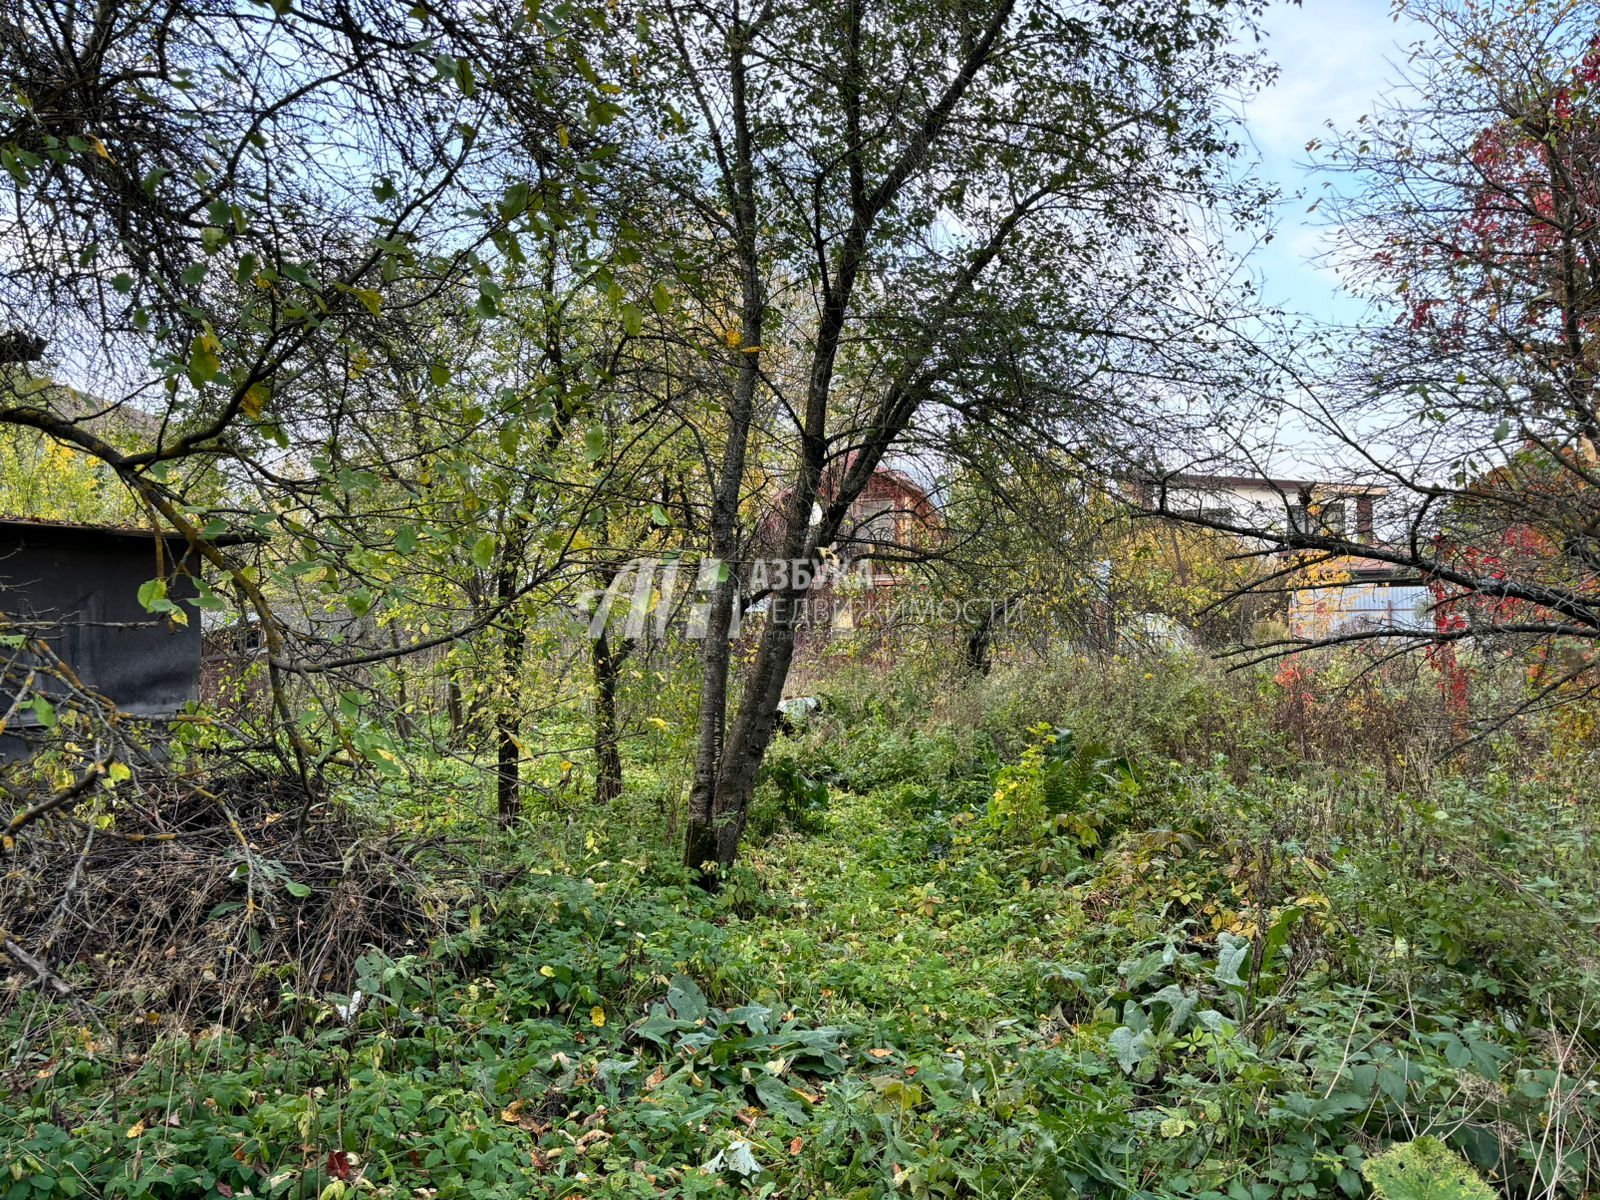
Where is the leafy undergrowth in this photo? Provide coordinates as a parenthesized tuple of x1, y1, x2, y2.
(6, 700, 1600, 1198)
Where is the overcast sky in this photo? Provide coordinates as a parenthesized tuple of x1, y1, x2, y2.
(1243, 0, 1420, 327)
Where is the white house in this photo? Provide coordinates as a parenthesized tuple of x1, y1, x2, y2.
(1133, 471, 1430, 639)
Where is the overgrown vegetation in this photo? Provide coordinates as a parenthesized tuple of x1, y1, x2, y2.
(6, 0, 1600, 1195)
(7, 653, 1598, 1198)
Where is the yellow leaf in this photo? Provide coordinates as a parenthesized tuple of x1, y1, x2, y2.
(539, 965, 555, 978)
(723, 328, 742, 349)
(126, 1120, 146, 1139)
(87, 135, 111, 160)
(590, 1006, 606, 1028)
(557, 124, 570, 149)
(242, 383, 269, 420)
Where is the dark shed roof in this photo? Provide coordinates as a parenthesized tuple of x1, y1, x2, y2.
(0, 516, 254, 547)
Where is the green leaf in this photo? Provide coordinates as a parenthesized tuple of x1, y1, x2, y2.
(29, 696, 57, 729)
(137, 578, 169, 612)
(471, 533, 496, 569)
(189, 585, 227, 612)
(665, 974, 708, 1022)
(752, 1073, 809, 1122)
(284, 880, 312, 899)
(1107, 1025, 1151, 1074)
(187, 333, 221, 387)
(500, 181, 530, 217)
(633, 1008, 685, 1048)
(1215, 932, 1249, 988)
(652, 281, 672, 315)
(1361, 1137, 1494, 1200)
(622, 302, 644, 336)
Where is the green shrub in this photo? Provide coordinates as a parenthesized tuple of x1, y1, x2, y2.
(987, 723, 1136, 851)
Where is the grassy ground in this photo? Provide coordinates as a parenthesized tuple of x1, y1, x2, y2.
(4, 654, 1600, 1198)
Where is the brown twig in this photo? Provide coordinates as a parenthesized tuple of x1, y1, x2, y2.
(1, 936, 110, 1039)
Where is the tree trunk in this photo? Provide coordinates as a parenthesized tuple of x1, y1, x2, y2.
(495, 565, 524, 827)
(684, 22, 766, 880)
(496, 705, 520, 826)
(702, 588, 809, 865)
(389, 625, 415, 739)
(447, 675, 463, 741)
(683, 522, 748, 875)
(592, 629, 626, 805)
(964, 609, 995, 674)
(679, 0, 1016, 882)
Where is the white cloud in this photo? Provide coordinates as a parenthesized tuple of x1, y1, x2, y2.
(1245, 0, 1403, 159)
(1238, 0, 1430, 320)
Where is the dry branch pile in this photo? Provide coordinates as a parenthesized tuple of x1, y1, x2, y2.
(0, 768, 443, 1036)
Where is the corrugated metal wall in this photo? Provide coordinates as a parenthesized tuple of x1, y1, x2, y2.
(1, 524, 203, 724)
(1292, 583, 1431, 635)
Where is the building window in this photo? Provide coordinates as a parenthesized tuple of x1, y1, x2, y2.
(1290, 502, 1345, 535)
(852, 499, 896, 546)
(233, 619, 266, 657)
